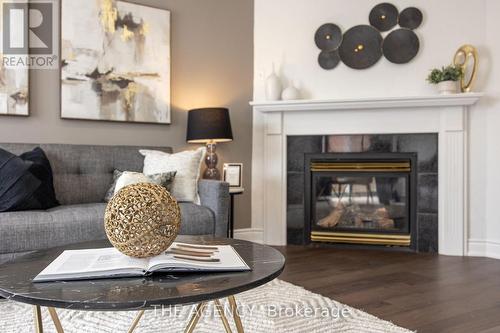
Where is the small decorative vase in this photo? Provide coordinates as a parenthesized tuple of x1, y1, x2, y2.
(437, 81, 458, 95)
(104, 183, 181, 258)
(265, 65, 282, 101)
(282, 84, 301, 100)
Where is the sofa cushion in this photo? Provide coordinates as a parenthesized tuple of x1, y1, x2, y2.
(0, 202, 216, 255)
(0, 147, 59, 212)
(0, 203, 107, 254)
(140, 148, 206, 203)
(112, 170, 177, 197)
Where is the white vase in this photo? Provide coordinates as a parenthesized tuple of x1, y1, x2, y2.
(265, 66, 282, 101)
(282, 84, 301, 100)
(437, 81, 458, 95)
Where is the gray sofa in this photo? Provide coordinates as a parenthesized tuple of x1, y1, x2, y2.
(0, 143, 229, 264)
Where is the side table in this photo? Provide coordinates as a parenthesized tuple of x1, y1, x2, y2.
(228, 187, 244, 238)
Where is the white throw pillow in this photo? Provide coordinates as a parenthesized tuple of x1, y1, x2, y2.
(139, 147, 206, 203)
(113, 171, 176, 195)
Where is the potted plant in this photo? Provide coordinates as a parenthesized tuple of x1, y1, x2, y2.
(427, 65, 463, 94)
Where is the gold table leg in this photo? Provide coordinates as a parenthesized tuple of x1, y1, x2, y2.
(184, 302, 208, 333)
(47, 307, 65, 333)
(183, 296, 245, 333)
(228, 295, 244, 333)
(214, 299, 232, 333)
(33, 305, 44, 333)
(128, 310, 145, 333)
(31, 297, 245, 333)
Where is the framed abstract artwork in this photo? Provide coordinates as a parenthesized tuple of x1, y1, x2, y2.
(61, 0, 171, 124)
(0, 67, 29, 116)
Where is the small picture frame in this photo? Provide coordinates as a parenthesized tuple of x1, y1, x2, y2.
(223, 163, 243, 188)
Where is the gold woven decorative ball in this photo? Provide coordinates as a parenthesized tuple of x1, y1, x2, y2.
(104, 182, 181, 258)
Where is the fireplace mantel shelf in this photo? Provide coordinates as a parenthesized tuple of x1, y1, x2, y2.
(250, 93, 483, 112)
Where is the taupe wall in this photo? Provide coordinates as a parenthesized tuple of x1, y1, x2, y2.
(0, 0, 254, 229)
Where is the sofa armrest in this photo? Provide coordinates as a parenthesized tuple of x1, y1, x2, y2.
(198, 180, 230, 237)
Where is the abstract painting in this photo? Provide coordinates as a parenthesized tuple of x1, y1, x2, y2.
(61, 0, 171, 124)
(0, 67, 28, 116)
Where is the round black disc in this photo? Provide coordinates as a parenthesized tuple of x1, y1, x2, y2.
(399, 7, 423, 30)
(382, 28, 420, 64)
(314, 23, 342, 51)
(318, 50, 341, 70)
(339, 25, 383, 69)
(369, 3, 399, 31)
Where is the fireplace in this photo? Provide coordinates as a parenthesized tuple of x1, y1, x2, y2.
(286, 134, 439, 252)
(251, 94, 481, 255)
(305, 153, 417, 249)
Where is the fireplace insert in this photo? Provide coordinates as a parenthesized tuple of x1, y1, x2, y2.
(305, 153, 417, 248)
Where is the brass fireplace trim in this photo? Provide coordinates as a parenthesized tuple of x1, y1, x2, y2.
(311, 231, 411, 246)
(311, 161, 411, 172)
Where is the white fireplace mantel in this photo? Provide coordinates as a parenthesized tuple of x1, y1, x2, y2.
(250, 94, 482, 112)
(250, 93, 483, 256)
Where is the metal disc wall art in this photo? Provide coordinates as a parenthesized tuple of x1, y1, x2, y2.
(399, 7, 423, 30)
(318, 50, 341, 70)
(369, 3, 399, 32)
(315, 23, 342, 51)
(313, 3, 423, 70)
(382, 29, 420, 64)
(339, 25, 383, 69)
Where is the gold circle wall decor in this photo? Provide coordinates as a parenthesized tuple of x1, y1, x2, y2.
(453, 44, 478, 93)
(369, 3, 399, 32)
(314, 3, 423, 71)
(339, 25, 383, 70)
(104, 182, 181, 258)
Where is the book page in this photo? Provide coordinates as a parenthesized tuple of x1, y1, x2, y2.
(37, 248, 149, 277)
(148, 242, 250, 271)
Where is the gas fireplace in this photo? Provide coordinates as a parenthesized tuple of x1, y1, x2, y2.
(305, 153, 417, 248)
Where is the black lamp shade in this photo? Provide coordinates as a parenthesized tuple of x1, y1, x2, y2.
(186, 108, 233, 143)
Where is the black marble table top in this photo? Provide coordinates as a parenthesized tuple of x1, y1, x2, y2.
(0, 236, 285, 311)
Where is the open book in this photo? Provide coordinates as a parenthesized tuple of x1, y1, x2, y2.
(34, 242, 251, 282)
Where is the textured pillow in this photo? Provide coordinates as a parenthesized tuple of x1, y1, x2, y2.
(112, 171, 177, 197)
(104, 169, 124, 202)
(0, 147, 59, 212)
(139, 147, 205, 203)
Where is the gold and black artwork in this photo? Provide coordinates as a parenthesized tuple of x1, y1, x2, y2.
(61, 0, 171, 124)
(314, 3, 423, 70)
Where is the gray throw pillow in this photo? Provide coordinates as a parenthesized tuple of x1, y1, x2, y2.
(104, 170, 177, 202)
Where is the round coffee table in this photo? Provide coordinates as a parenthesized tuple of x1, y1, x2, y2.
(0, 236, 285, 333)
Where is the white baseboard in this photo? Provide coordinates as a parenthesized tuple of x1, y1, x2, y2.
(233, 228, 264, 244)
(468, 239, 500, 259)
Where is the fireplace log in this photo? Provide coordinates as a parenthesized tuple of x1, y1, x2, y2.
(318, 202, 345, 228)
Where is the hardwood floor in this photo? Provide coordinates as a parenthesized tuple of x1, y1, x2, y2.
(276, 245, 500, 333)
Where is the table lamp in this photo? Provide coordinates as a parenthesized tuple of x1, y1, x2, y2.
(186, 107, 233, 180)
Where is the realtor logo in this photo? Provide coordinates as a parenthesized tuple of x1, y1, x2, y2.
(1, 0, 58, 69)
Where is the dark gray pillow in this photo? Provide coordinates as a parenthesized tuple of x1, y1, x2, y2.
(104, 170, 177, 202)
(0, 147, 59, 212)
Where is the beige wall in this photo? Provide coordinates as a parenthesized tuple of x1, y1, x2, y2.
(0, 0, 254, 229)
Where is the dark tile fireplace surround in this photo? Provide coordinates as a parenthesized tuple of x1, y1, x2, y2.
(287, 134, 438, 252)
